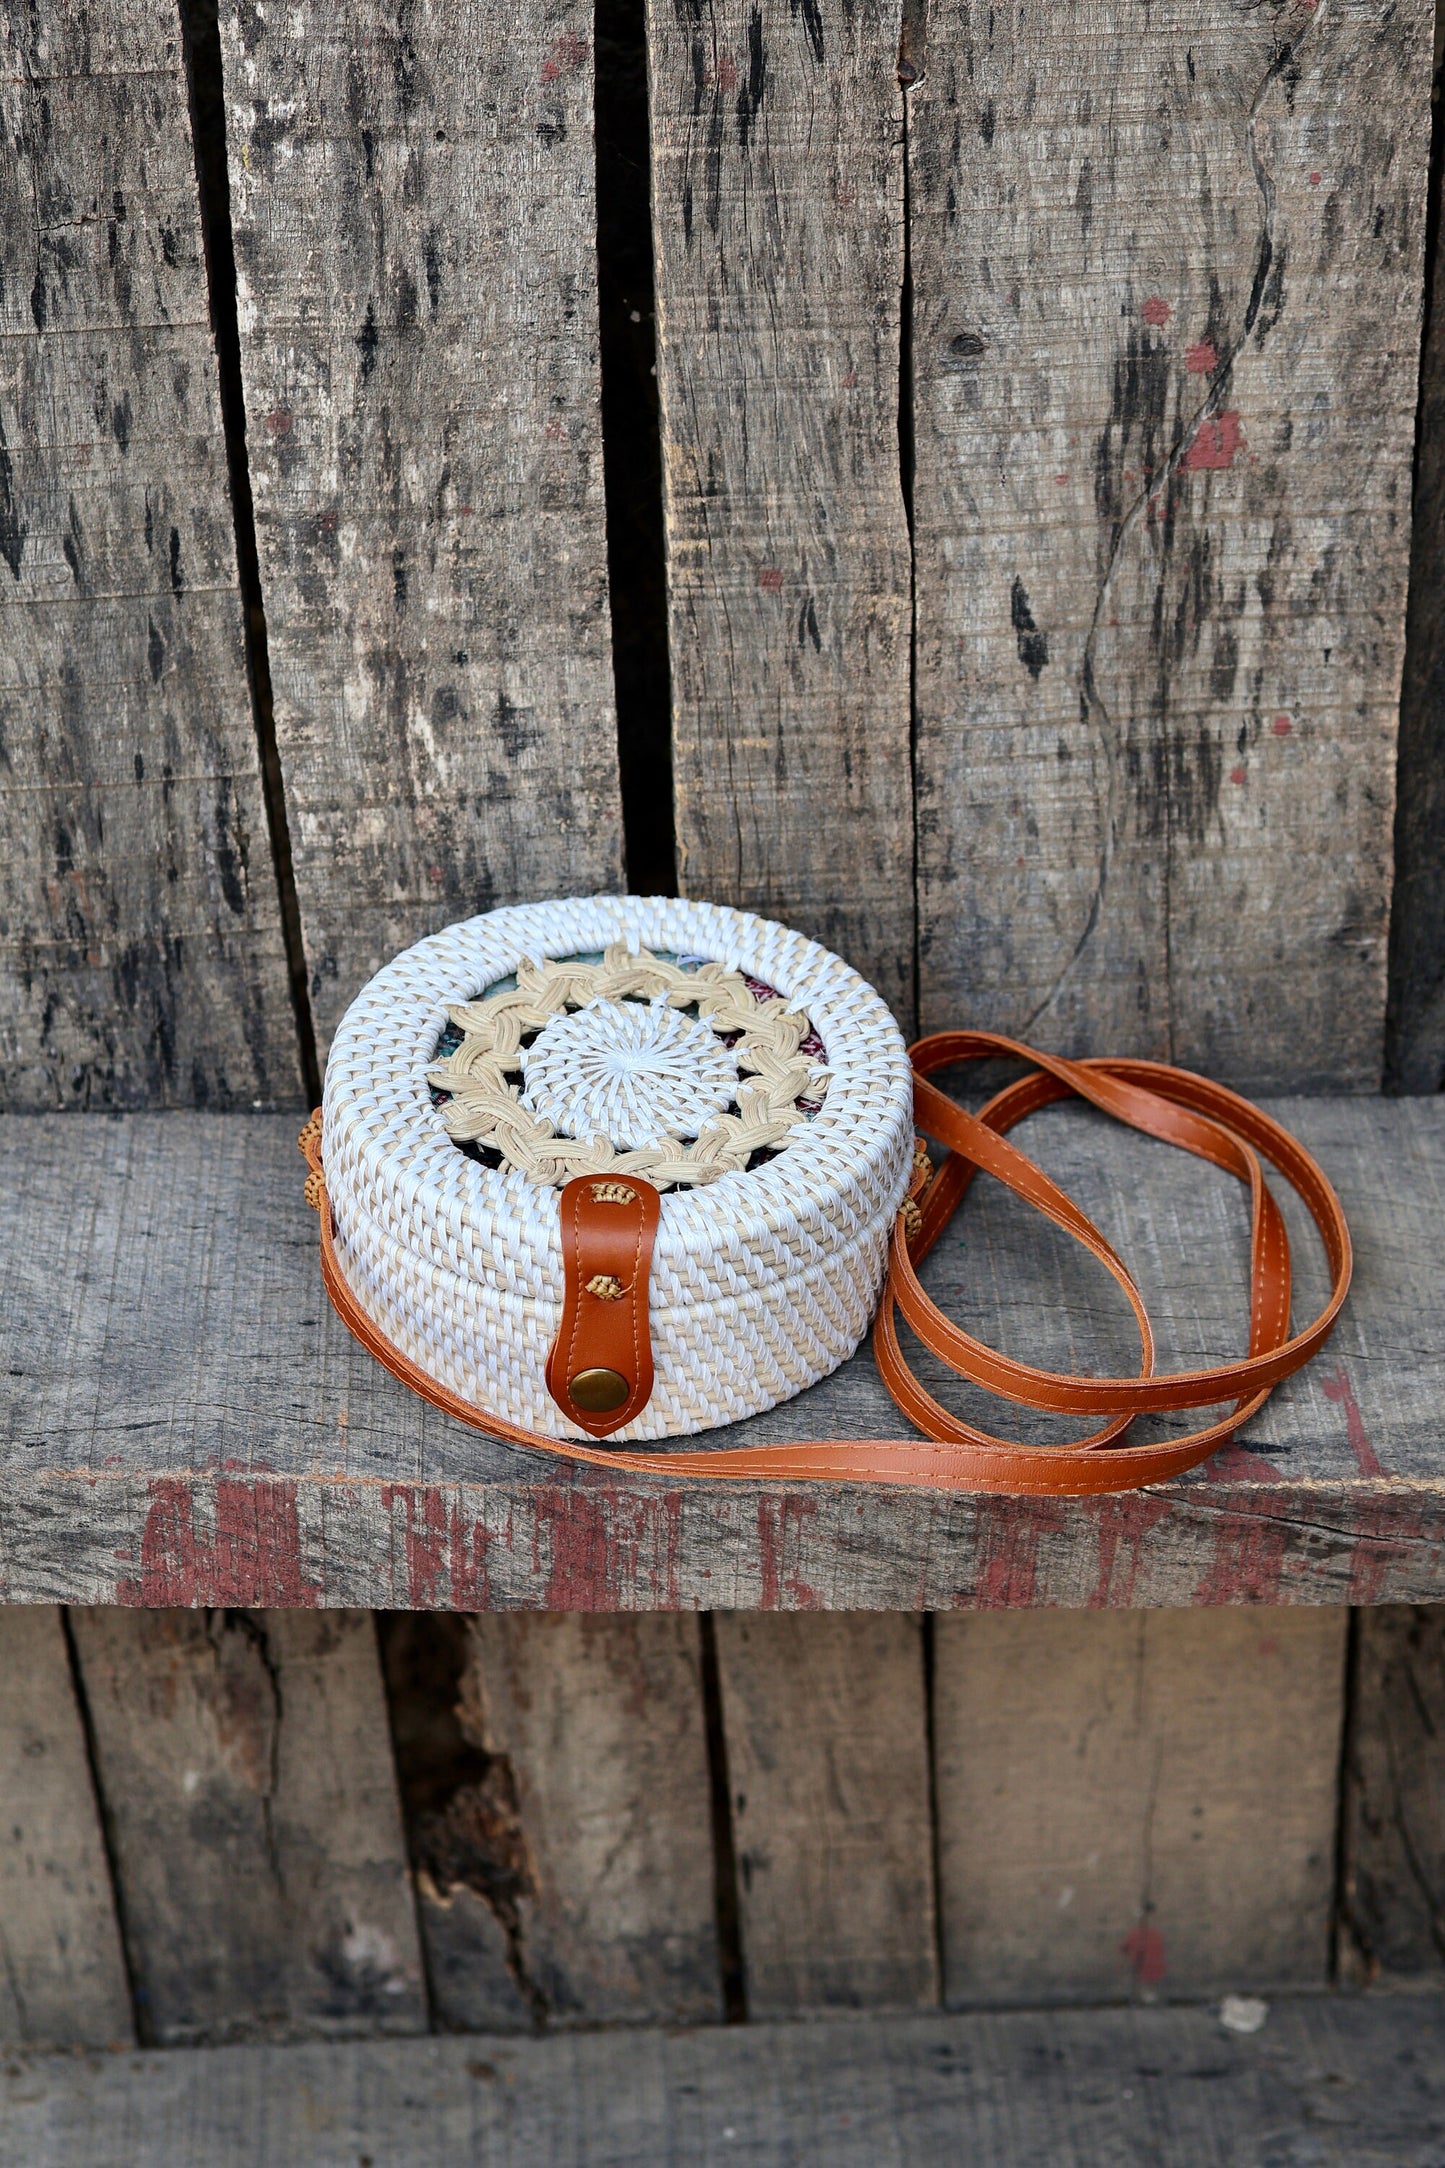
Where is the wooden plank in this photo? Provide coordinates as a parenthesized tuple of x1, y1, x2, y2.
(909, 0, 1434, 1090)
(418, 1613, 720, 2026)
(934, 1608, 1346, 2005)
(221, 0, 624, 1058)
(647, 0, 915, 1021)
(714, 1612, 936, 2011)
(6, 1997, 1445, 2167)
(1340, 1603, 1445, 1985)
(0, 1609, 131, 2050)
(68, 1608, 425, 2046)
(1385, 3, 1445, 1090)
(0, 1094, 1443, 1608)
(0, 1, 301, 1110)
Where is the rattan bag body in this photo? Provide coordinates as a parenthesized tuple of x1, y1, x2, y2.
(321, 896, 914, 1442)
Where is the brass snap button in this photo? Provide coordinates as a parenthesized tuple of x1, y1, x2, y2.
(568, 1366, 630, 1414)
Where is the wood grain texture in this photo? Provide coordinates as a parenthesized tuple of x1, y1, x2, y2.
(934, 1607, 1346, 2005)
(715, 1612, 936, 2011)
(1341, 1603, 1445, 1984)
(648, 0, 915, 1021)
(447, 1614, 720, 2025)
(7, 1999, 1445, 2168)
(0, 0, 301, 1110)
(1385, 4, 1445, 1090)
(68, 1608, 425, 2046)
(382, 1611, 719, 2030)
(0, 1609, 132, 2049)
(221, 0, 624, 1057)
(0, 1095, 1443, 1608)
(910, 0, 1434, 1090)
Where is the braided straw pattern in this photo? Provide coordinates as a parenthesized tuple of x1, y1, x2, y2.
(321, 897, 913, 1440)
(428, 943, 829, 1187)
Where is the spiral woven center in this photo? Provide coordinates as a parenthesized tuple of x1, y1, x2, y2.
(520, 999, 737, 1149)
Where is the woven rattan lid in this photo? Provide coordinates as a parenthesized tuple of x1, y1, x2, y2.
(322, 896, 912, 1311)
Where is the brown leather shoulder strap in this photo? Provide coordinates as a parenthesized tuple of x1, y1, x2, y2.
(300, 1033, 1351, 1498)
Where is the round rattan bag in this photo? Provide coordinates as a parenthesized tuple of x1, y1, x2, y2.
(320, 896, 914, 1442)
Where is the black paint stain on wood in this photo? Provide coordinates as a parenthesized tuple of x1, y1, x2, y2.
(1010, 575, 1048, 678)
(1094, 317, 1173, 546)
(596, 0, 677, 892)
(179, 0, 321, 1104)
(0, 414, 27, 579)
(356, 298, 379, 379)
(790, 0, 824, 67)
(737, 9, 768, 149)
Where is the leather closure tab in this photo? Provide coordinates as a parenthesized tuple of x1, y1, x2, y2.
(546, 1176, 661, 1438)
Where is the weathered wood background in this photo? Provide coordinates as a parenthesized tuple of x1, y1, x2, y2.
(0, 0, 1443, 2064)
(3, 0, 1435, 1102)
(2, 1593, 1444, 2050)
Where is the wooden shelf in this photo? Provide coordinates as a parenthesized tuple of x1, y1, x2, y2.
(3, 1098, 1441, 1611)
(5, 1996, 1444, 2167)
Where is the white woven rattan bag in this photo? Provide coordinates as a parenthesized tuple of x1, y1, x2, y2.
(318, 895, 914, 1442)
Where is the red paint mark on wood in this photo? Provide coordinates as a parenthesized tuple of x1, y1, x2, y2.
(757, 566, 784, 592)
(757, 1496, 821, 1608)
(1182, 410, 1245, 471)
(1229, 765, 1247, 785)
(118, 1479, 321, 1606)
(1142, 295, 1171, 327)
(717, 51, 738, 91)
(1322, 1367, 1386, 1477)
(384, 1484, 448, 1606)
(1121, 1922, 1167, 1986)
(1192, 1503, 1289, 1605)
(1184, 339, 1217, 374)
(266, 408, 293, 434)
(518, 1487, 688, 1609)
(448, 1507, 493, 1608)
(543, 417, 568, 441)
(1342, 1493, 1434, 1604)
(1087, 1493, 1172, 1606)
(539, 30, 588, 82)
(967, 1501, 1067, 1609)
(1309, 167, 1322, 183)
(1273, 714, 1292, 736)
(533, 1487, 612, 1606)
(1054, 472, 1069, 484)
